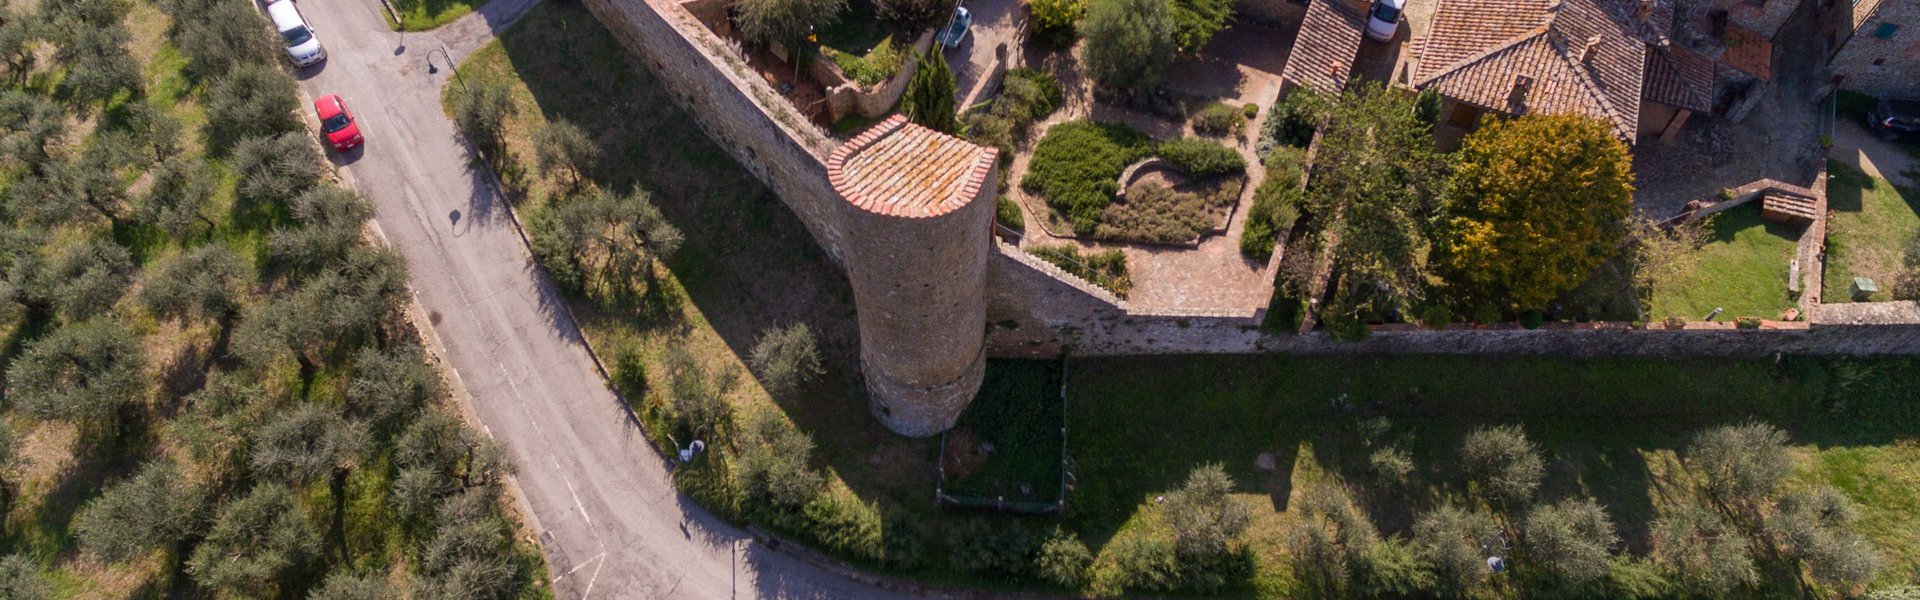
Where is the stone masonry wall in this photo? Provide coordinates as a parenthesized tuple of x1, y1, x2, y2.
(583, 0, 855, 267)
(1831, 0, 1920, 98)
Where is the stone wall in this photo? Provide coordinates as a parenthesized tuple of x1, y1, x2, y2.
(815, 31, 937, 122)
(1830, 0, 1920, 98)
(583, 0, 854, 267)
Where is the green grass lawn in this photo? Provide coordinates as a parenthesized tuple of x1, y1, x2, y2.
(453, 3, 1920, 596)
(1649, 203, 1800, 320)
(385, 0, 485, 31)
(940, 360, 1065, 510)
(1824, 161, 1920, 303)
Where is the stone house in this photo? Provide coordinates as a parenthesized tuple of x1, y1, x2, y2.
(1408, 0, 1716, 143)
(1827, 0, 1920, 98)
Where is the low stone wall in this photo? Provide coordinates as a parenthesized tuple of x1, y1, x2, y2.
(816, 30, 936, 122)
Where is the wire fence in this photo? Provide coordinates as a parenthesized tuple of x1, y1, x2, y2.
(934, 357, 1071, 516)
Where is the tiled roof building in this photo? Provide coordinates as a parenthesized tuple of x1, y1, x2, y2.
(1827, 0, 1920, 98)
(1280, 0, 1368, 94)
(1411, 0, 1701, 143)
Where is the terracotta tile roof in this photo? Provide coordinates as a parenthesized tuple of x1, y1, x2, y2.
(1642, 46, 1714, 112)
(827, 116, 997, 218)
(1413, 0, 1673, 142)
(1281, 0, 1367, 94)
(1851, 0, 1886, 31)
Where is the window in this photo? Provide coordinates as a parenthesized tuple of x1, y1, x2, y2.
(1875, 57, 1887, 66)
(1874, 23, 1900, 39)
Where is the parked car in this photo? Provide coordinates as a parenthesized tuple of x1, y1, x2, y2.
(1366, 0, 1406, 42)
(937, 7, 971, 49)
(314, 94, 362, 152)
(1867, 96, 1920, 141)
(267, 0, 326, 67)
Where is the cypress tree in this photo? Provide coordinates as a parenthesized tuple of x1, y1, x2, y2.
(902, 48, 958, 135)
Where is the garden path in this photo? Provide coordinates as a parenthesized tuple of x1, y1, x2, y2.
(1005, 23, 1289, 312)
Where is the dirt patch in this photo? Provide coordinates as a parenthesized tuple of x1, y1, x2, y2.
(940, 427, 987, 482)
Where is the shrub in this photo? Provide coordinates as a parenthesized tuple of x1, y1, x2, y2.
(1419, 304, 1453, 330)
(1243, 102, 1259, 119)
(1256, 87, 1324, 158)
(1106, 528, 1179, 592)
(1169, 0, 1235, 51)
(1413, 504, 1498, 595)
(453, 82, 519, 165)
(1893, 230, 1919, 300)
(1029, 0, 1088, 46)
(736, 0, 847, 51)
(800, 489, 884, 563)
(1029, 244, 1131, 297)
(1460, 424, 1544, 507)
(1650, 503, 1755, 595)
(1094, 181, 1222, 244)
(1356, 539, 1438, 597)
(734, 406, 822, 511)
(965, 68, 1063, 155)
(1081, 0, 1176, 92)
(1367, 447, 1414, 484)
(1022, 121, 1152, 233)
(1166, 463, 1250, 559)
(1035, 528, 1094, 588)
(951, 520, 1038, 577)
(1190, 102, 1247, 137)
(1240, 146, 1306, 260)
(1735, 316, 1762, 329)
(748, 322, 823, 396)
(874, 0, 944, 28)
(1156, 138, 1245, 177)
(995, 194, 1025, 229)
(533, 119, 598, 189)
(825, 37, 903, 87)
(1770, 486, 1882, 591)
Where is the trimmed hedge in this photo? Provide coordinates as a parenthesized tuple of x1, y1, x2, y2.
(1240, 146, 1306, 260)
(1156, 138, 1245, 178)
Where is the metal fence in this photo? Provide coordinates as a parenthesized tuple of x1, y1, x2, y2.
(934, 357, 1072, 516)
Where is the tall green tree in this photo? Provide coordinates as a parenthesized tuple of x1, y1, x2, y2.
(1305, 82, 1441, 337)
(1080, 0, 1176, 92)
(734, 0, 847, 55)
(1434, 114, 1633, 313)
(533, 119, 598, 191)
(527, 187, 683, 301)
(902, 49, 958, 135)
(1170, 0, 1234, 51)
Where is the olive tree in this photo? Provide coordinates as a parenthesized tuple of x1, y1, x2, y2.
(138, 157, 218, 240)
(393, 413, 512, 523)
(664, 345, 736, 436)
(1412, 503, 1498, 595)
(1034, 528, 1094, 588)
(229, 133, 327, 211)
(269, 185, 375, 273)
(1650, 502, 1754, 595)
(346, 345, 440, 439)
(251, 404, 371, 488)
(6, 318, 146, 428)
(73, 460, 207, 563)
(308, 572, 404, 600)
(1460, 424, 1544, 508)
(734, 405, 822, 511)
(1522, 497, 1619, 587)
(48, 16, 141, 107)
(748, 322, 822, 396)
(416, 489, 519, 600)
(1687, 421, 1792, 509)
(452, 82, 517, 165)
(1287, 483, 1378, 595)
(527, 187, 683, 301)
(0, 90, 67, 171)
(186, 483, 321, 596)
(232, 248, 408, 370)
(1769, 486, 1882, 591)
(31, 238, 135, 321)
(533, 119, 597, 190)
(205, 63, 303, 153)
(139, 243, 250, 325)
(1080, 0, 1177, 92)
(0, 555, 48, 600)
(1167, 463, 1251, 558)
(164, 0, 279, 79)
(0, 6, 39, 86)
(172, 374, 270, 485)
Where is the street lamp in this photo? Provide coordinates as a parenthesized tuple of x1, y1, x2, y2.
(427, 47, 466, 92)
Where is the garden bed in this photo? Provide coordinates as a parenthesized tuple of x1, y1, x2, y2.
(1022, 121, 1247, 245)
(938, 360, 1067, 514)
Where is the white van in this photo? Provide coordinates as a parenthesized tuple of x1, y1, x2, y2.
(266, 0, 326, 67)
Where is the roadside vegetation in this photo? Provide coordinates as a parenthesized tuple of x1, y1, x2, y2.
(385, 0, 488, 31)
(0, 0, 542, 597)
(447, 3, 1920, 598)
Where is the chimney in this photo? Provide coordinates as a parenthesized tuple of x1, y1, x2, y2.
(1509, 75, 1535, 110)
(1580, 35, 1603, 64)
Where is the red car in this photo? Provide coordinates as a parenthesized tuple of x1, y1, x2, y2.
(314, 94, 362, 152)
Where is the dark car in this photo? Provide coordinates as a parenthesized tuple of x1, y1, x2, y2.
(1867, 97, 1920, 141)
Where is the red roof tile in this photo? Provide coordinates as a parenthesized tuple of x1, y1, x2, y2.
(827, 116, 997, 218)
(1281, 0, 1367, 95)
(1642, 47, 1714, 112)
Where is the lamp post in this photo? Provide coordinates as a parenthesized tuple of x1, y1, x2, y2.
(427, 46, 466, 92)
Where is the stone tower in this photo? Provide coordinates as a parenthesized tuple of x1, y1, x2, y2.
(827, 116, 998, 438)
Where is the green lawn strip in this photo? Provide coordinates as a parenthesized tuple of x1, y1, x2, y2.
(1823, 161, 1920, 303)
(941, 360, 1065, 505)
(1648, 203, 1799, 320)
(1799, 445, 1920, 586)
(385, 0, 485, 31)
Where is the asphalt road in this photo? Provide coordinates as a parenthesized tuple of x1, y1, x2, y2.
(283, 1, 914, 597)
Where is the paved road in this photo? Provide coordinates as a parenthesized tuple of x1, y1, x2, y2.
(284, 1, 913, 598)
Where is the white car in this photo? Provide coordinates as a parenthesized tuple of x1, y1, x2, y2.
(267, 0, 326, 67)
(1366, 0, 1405, 42)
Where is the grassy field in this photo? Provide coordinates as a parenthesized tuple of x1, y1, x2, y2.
(1649, 203, 1800, 321)
(1824, 161, 1920, 303)
(940, 360, 1065, 509)
(452, 2, 1920, 596)
(385, 0, 486, 31)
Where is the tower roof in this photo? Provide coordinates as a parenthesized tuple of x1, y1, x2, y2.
(828, 116, 997, 218)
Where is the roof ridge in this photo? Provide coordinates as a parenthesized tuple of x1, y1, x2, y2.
(1414, 25, 1553, 87)
(1545, 38, 1634, 139)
